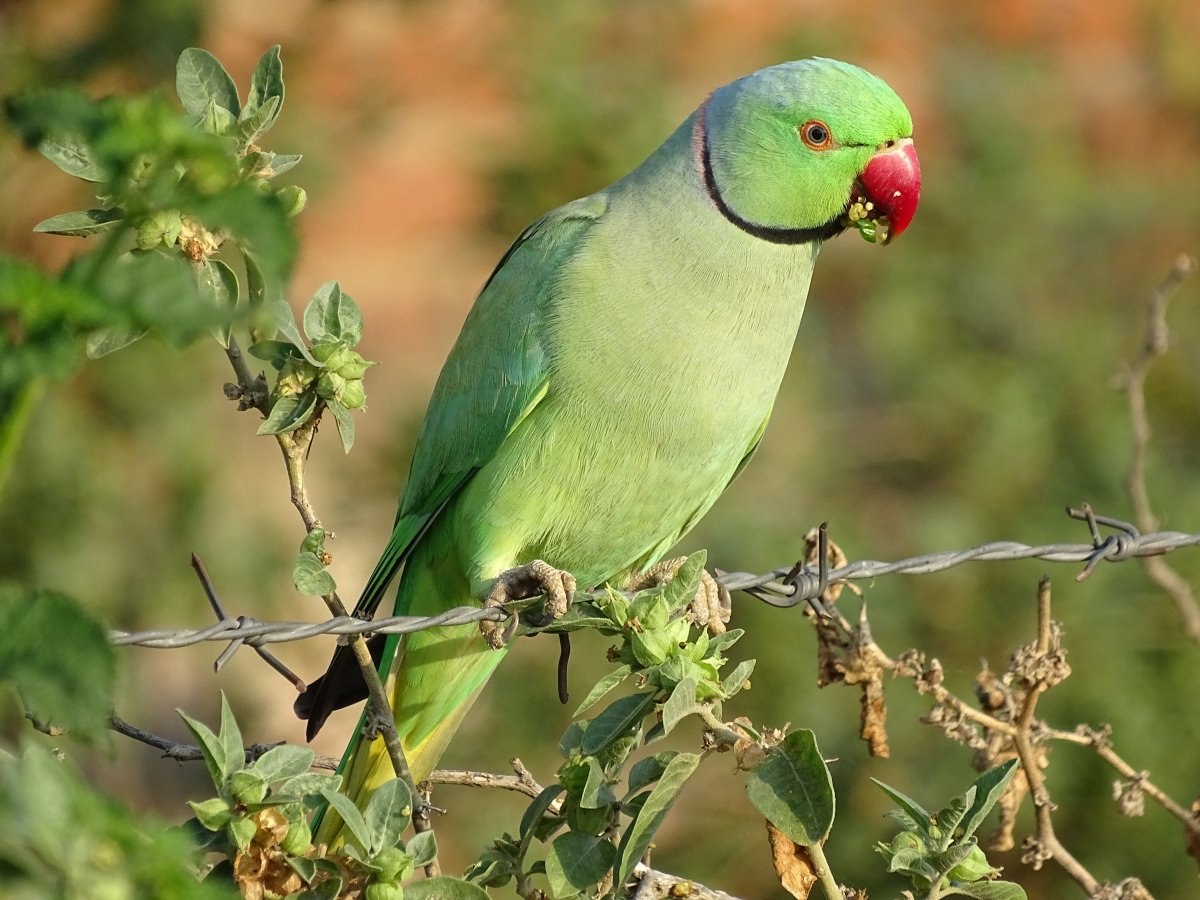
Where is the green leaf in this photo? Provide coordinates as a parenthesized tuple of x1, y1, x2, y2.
(372, 846, 413, 883)
(247, 339, 300, 369)
(364, 778, 412, 855)
(293, 549, 336, 597)
(176, 48, 240, 120)
(297, 880, 342, 900)
(216, 692, 246, 777)
(403, 877, 491, 899)
(598, 585, 630, 626)
(320, 787, 373, 853)
(37, 136, 105, 182)
(406, 829, 438, 869)
(366, 881, 404, 900)
(176, 709, 227, 789)
(615, 752, 702, 885)
(229, 813, 257, 852)
(285, 854, 317, 884)
(661, 677, 700, 735)
(517, 784, 564, 868)
(250, 743, 314, 784)
(303, 281, 363, 345)
(572, 664, 632, 717)
(872, 777, 932, 832)
(136, 209, 183, 250)
(629, 625, 676, 667)
(565, 793, 610, 836)
(328, 400, 356, 453)
(187, 797, 232, 831)
(230, 770, 268, 804)
(269, 297, 321, 364)
(931, 839, 979, 875)
(942, 882, 1027, 900)
(34, 208, 122, 236)
(579, 758, 617, 810)
(884, 807, 924, 833)
(85, 325, 148, 358)
(245, 45, 285, 120)
(300, 526, 327, 555)
(932, 789, 974, 851)
(239, 95, 281, 145)
(958, 759, 1019, 841)
(545, 832, 616, 899)
(628, 585, 672, 632)
(745, 729, 835, 845)
(627, 752, 678, 794)
(258, 389, 319, 435)
(720, 659, 756, 698)
(1, 746, 234, 899)
(558, 722, 586, 758)
(276, 772, 342, 803)
(265, 153, 302, 176)
(80, 248, 221, 346)
(705, 627, 745, 654)
(198, 259, 238, 347)
(520, 784, 565, 841)
(0, 588, 115, 742)
(580, 692, 657, 756)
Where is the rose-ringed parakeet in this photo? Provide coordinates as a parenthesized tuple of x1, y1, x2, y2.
(295, 57, 920, 840)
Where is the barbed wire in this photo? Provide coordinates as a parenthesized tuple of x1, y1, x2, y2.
(108, 506, 1199, 652)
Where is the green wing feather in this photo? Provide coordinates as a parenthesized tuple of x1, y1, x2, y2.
(399, 193, 609, 523)
(295, 194, 609, 733)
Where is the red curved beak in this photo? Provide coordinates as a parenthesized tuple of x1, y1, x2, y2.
(857, 138, 921, 244)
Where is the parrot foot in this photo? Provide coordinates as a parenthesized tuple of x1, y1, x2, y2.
(627, 557, 731, 635)
(480, 559, 577, 649)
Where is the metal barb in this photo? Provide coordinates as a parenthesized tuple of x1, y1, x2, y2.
(191, 554, 307, 691)
(1068, 504, 1144, 581)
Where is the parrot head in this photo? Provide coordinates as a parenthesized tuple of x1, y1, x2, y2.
(699, 57, 920, 245)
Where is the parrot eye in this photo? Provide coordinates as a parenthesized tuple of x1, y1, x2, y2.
(799, 120, 834, 150)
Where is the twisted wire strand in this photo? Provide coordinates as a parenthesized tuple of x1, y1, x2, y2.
(108, 515, 1200, 650)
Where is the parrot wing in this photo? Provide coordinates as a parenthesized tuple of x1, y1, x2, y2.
(294, 194, 609, 736)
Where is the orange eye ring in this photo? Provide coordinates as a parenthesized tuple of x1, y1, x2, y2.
(799, 119, 834, 150)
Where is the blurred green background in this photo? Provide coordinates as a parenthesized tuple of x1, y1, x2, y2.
(3, 0, 1200, 896)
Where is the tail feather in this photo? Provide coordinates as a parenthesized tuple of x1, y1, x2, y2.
(314, 526, 507, 848)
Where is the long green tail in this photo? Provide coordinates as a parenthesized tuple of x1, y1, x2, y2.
(315, 523, 506, 847)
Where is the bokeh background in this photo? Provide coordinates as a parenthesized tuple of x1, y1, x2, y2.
(3, 0, 1200, 896)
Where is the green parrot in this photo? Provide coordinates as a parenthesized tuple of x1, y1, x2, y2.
(295, 57, 920, 841)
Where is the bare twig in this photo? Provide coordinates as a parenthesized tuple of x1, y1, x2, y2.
(427, 757, 547, 802)
(221, 336, 270, 415)
(1007, 580, 1102, 894)
(1048, 726, 1200, 838)
(1118, 253, 1200, 641)
(95, 711, 339, 770)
